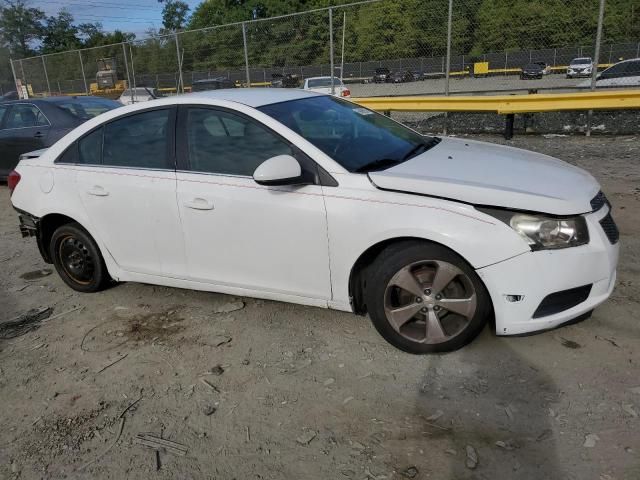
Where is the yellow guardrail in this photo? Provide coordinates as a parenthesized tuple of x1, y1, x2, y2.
(353, 89, 640, 115)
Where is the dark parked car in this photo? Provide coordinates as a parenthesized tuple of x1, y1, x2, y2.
(1, 91, 18, 101)
(372, 67, 391, 83)
(520, 63, 544, 80)
(0, 96, 120, 180)
(270, 73, 300, 88)
(390, 71, 415, 83)
(191, 77, 235, 92)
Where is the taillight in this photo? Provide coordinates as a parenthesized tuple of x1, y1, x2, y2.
(8, 170, 21, 196)
(341, 89, 351, 97)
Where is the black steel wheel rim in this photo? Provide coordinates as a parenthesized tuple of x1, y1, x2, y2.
(58, 235, 95, 285)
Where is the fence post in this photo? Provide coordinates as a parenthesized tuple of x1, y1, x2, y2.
(19, 60, 27, 95)
(174, 33, 184, 94)
(608, 43, 613, 63)
(504, 51, 508, 73)
(329, 7, 335, 95)
(129, 43, 137, 93)
(9, 58, 19, 97)
(587, 0, 606, 137)
(41, 56, 51, 95)
(443, 0, 453, 134)
(122, 42, 133, 102)
(78, 51, 88, 95)
(552, 48, 557, 67)
(242, 22, 251, 87)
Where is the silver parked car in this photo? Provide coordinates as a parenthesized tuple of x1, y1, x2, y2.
(118, 87, 163, 105)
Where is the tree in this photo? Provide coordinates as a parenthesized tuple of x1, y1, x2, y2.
(159, 0, 190, 31)
(0, 0, 45, 57)
(42, 10, 80, 53)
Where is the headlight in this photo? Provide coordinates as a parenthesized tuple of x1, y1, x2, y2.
(478, 208, 589, 250)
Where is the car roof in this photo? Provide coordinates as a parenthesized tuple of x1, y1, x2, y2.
(185, 88, 321, 107)
(611, 57, 640, 64)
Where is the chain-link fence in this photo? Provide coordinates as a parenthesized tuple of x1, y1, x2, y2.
(6, 0, 640, 101)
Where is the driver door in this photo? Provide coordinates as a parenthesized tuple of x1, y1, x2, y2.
(175, 106, 332, 301)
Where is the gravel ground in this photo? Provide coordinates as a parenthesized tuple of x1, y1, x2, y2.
(0, 134, 639, 480)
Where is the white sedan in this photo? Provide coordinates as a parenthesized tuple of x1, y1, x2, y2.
(9, 89, 618, 354)
(302, 76, 351, 97)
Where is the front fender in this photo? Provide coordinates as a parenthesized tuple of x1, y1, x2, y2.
(323, 186, 529, 309)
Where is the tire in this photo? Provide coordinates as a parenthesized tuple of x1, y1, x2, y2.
(364, 241, 491, 354)
(50, 222, 110, 293)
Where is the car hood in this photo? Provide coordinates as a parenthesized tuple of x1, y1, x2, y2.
(368, 137, 599, 215)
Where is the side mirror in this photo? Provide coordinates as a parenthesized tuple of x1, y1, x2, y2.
(253, 154, 303, 186)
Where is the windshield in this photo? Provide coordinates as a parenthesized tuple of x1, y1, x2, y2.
(525, 64, 540, 69)
(55, 98, 120, 120)
(572, 58, 592, 65)
(307, 77, 343, 88)
(258, 96, 437, 173)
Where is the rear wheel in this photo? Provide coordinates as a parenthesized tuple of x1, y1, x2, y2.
(364, 241, 491, 354)
(50, 223, 110, 292)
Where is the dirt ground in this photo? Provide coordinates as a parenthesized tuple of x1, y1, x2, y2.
(0, 134, 639, 480)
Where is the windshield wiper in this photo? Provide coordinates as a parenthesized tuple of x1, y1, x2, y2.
(402, 137, 441, 161)
(355, 158, 402, 173)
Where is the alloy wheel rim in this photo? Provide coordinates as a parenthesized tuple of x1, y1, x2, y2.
(383, 260, 477, 344)
(59, 235, 95, 285)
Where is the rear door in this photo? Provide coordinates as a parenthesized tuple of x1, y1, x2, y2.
(0, 103, 50, 172)
(71, 107, 187, 277)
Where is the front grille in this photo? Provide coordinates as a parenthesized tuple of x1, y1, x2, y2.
(599, 213, 619, 244)
(533, 284, 593, 318)
(590, 191, 609, 211)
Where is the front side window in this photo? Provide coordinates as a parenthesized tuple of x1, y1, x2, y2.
(185, 108, 292, 176)
(5, 104, 49, 129)
(259, 96, 436, 173)
(626, 60, 640, 76)
(602, 62, 626, 78)
(103, 109, 170, 169)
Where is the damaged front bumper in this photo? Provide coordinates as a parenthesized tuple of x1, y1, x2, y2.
(15, 208, 51, 263)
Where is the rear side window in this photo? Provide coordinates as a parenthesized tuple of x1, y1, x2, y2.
(78, 127, 103, 165)
(0, 105, 7, 128)
(5, 104, 49, 128)
(103, 109, 171, 169)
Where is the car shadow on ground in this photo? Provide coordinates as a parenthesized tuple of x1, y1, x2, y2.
(413, 328, 562, 479)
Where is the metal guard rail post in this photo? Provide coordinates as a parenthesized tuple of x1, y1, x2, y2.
(353, 89, 640, 139)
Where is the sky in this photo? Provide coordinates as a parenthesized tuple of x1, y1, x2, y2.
(31, 0, 203, 38)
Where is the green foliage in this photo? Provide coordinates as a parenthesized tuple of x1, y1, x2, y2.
(42, 10, 81, 53)
(0, 0, 45, 57)
(159, 0, 191, 32)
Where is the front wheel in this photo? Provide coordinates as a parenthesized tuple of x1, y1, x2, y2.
(50, 223, 110, 292)
(364, 241, 492, 354)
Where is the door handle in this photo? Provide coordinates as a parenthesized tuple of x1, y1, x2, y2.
(183, 197, 214, 210)
(33, 131, 45, 139)
(87, 185, 109, 196)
